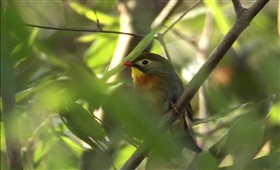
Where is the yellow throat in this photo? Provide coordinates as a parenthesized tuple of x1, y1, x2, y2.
(131, 67, 161, 89)
(131, 67, 144, 80)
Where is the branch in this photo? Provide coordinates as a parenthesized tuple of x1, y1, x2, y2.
(120, 142, 150, 170)
(232, 0, 246, 17)
(120, 0, 269, 169)
(151, 0, 180, 28)
(23, 23, 145, 37)
(173, 0, 270, 121)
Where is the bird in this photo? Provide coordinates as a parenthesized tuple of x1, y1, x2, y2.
(123, 52, 202, 153)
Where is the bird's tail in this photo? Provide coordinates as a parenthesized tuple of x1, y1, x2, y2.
(182, 113, 202, 153)
(170, 110, 202, 153)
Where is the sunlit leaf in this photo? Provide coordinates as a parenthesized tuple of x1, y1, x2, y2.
(77, 34, 97, 43)
(33, 139, 56, 164)
(85, 34, 117, 71)
(28, 28, 39, 47)
(268, 102, 280, 125)
(61, 136, 83, 156)
(69, 2, 116, 25)
(114, 145, 136, 169)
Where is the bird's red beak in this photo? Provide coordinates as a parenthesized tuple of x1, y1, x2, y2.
(123, 61, 134, 67)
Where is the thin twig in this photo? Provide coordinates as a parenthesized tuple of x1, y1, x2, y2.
(171, 28, 198, 47)
(162, 0, 203, 35)
(154, 0, 201, 63)
(155, 34, 172, 62)
(93, 10, 103, 31)
(24, 23, 145, 37)
(120, 0, 269, 169)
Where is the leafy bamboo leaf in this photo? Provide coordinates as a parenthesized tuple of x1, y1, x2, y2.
(102, 28, 157, 81)
(204, 1, 240, 49)
(85, 34, 117, 71)
(209, 95, 275, 166)
(65, 63, 107, 108)
(59, 102, 107, 150)
(192, 103, 253, 125)
(197, 152, 219, 170)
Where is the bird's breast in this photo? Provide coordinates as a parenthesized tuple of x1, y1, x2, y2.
(131, 67, 161, 88)
(132, 71, 167, 111)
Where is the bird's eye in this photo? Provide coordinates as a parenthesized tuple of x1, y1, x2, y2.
(141, 59, 149, 65)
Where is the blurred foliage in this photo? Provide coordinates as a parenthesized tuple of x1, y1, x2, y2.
(1, 0, 279, 169)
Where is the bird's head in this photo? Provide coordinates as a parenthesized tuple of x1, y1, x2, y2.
(123, 53, 175, 82)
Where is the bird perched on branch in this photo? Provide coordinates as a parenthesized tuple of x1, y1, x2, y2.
(123, 53, 202, 153)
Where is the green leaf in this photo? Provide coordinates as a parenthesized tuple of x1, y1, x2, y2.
(102, 28, 157, 81)
(65, 63, 107, 108)
(244, 152, 280, 169)
(192, 102, 253, 125)
(114, 145, 136, 169)
(85, 34, 117, 71)
(197, 152, 219, 170)
(69, 2, 116, 25)
(16, 79, 56, 103)
(28, 28, 39, 47)
(59, 102, 107, 150)
(61, 136, 83, 156)
(14, 1, 65, 26)
(33, 139, 57, 164)
(209, 96, 275, 165)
